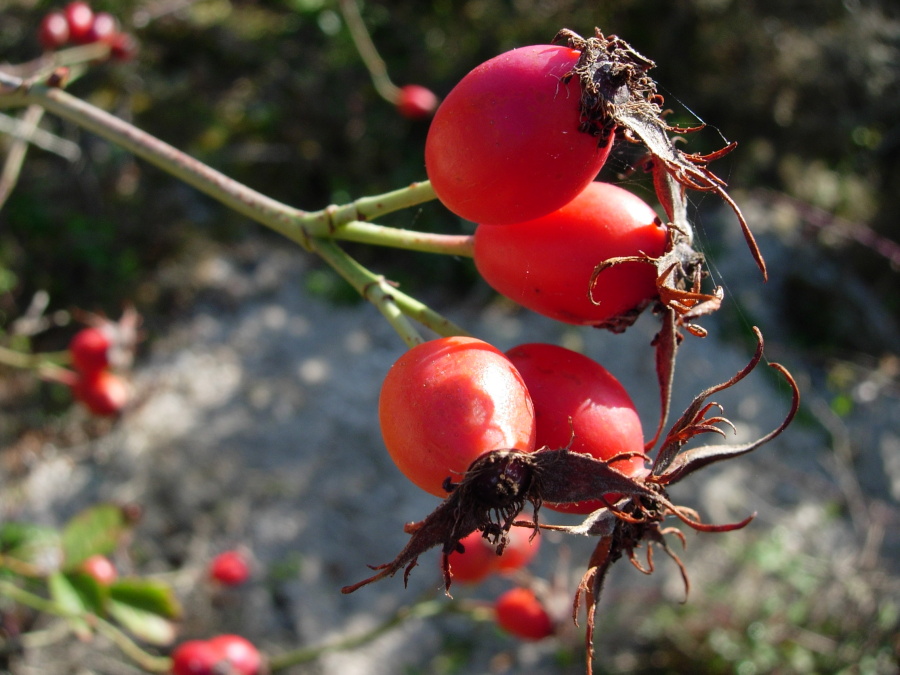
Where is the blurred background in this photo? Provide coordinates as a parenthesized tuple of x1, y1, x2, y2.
(0, 1, 898, 673)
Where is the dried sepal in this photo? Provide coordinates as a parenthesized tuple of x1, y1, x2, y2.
(553, 27, 767, 280)
(341, 450, 540, 596)
(651, 326, 767, 476)
(658, 362, 800, 484)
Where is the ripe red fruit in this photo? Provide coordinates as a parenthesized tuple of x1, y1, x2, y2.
(396, 84, 439, 119)
(38, 12, 70, 51)
(71, 369, 128, 416)
(506, 343, 647, 514)
(209, 550, 250, 586)
(207, 635, 262, 675)
(494, 587, 554, 641)
(446, 524, 540, 583)
(171, 640, 222, 675)
(474, 181, 667, 328)
(496, 524, 540, 573)
(86, 12, 119, 43)
(69, 326, 112, 374)
(378, 336, 536, 497)
(108, 32, 139, 61)
(446, 530, 499, 583)
(64, 2, 95, 44)
(80, 554, 117, 585)
(425, 44, 612, 225)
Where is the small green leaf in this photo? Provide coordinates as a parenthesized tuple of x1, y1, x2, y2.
(0, 523, 63, 575)
(47, 571, 93, 640)
(107, 600, 177, 646)
(65, 572, 109, 616)
(109, 578, 182, 620)
(61, 504, 130, 570)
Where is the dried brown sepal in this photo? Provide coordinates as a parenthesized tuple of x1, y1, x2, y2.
(652, 326, 772, 476)
(341, 450, 540, 596)
(589, 236, 723, 450)
(658, 362, 800, 484)
(553, 27, 767, 281)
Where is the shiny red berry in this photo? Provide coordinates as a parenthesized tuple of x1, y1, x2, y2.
(208, 635, 262, 675)
(396, 84, 439, 120)
(86, 12, 119, 43)
(209, 550, 250, 586)
(494, 587, 554, 641)
(170, 640, 221, 675)
(69, 326, 112, 374)
(71, 369, 128, 416)
(38, 12, 70, 51)
(80, 554, 117, 585)
(108, 32, 139, 61)
(64, 2, 95, 44)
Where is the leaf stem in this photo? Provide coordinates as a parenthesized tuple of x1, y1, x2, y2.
(335, 221, 473, 257)
(0, 580, 171, 672)
(0, 75, 444, 254)
(309, 238, 424, 347)
(338, 0, 400, 103)
(268, 597, 486, 670)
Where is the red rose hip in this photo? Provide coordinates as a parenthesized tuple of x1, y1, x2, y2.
(426, 45, 612, 225)
(379, 337, 536, 497)
(506, 343, 647, 514)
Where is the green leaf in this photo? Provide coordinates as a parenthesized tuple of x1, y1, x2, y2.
(109, 578, 182, 620)
(65, 572, 109, 616)
(47, 571, 93, 640)
(0, 523, 63, 575)
(107, 599, 177, 646)
(61, 504, 130, 570)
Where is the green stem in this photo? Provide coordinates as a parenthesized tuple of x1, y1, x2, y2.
(390, 288, 472, 339)
(12, 83, 316, 250)
(0, 75, 443, 253)
(336, 221, 473, 257)
(310, 238, 425, 348)
(268, 598, 486, 670)
(309, 238, 470, 344)
(0, 344, 68, 370)
(0, 69, 463, 346)
(0, 580, 171, 673)
(318, 180, 438, 227)
(338, 0, 400, 103)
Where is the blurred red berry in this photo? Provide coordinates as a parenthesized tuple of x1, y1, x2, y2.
(171, 640, 222, 675)
(65, 2, 95, 44)
(86, 11, 118, 43)
(69, 326, 112, 374)
(80, 554, 117, 585)
(446, 530, 497, 584)
(494, 587, 554, 641)
(71, 369, 128, 416)
(396, 84, 438, 120)
(38, 12, 70, 51)
(209, 550, 250, 586)
(208, 635, 262, 675)
(108, 32, 139, 61)
(496, 525, 540, 574)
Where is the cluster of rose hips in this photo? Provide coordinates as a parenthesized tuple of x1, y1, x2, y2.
(63, 308, 140, 416)
(364, 41, 669, 647)
(171, 635, 262, 675)
(38, 2, 137, 61)
(344, 36, 797, 663)
(166, 552, 256, 674)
